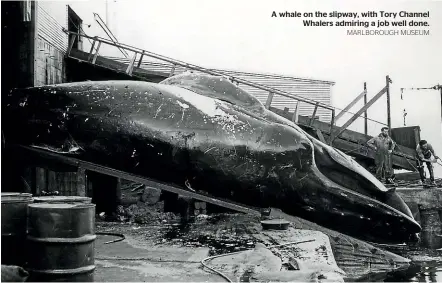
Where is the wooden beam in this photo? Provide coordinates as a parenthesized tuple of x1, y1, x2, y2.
(331, 86, 387, 142)
(329, 109, 336, 145)
(364, 83, 368, 135)
(386, 76, 392, 133)
(87, 38, 97, 62)
(137, 52, 144, 68)
(125, 53, 137, 75)
(265, 92, 274, 109)
(31, 0, 38, 87)
(335, 90, 367, 122)
(309, 102, 319, 126)
(169, 65, 176, 77)
(292, 102, 300, 123)
(17, 145, 261, 216)
(76, 167, 86, 197)
(316, 128, 326, 143)
(91, 42, 101, 64)
(67, 34, 77, 56)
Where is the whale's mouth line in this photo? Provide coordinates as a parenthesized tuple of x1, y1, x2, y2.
(307, 156, 419, 229)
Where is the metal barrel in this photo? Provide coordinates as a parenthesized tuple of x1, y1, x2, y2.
(26, 203, 96, 282)
(1, 192, 34, 266)
(33, 196, 92, 204)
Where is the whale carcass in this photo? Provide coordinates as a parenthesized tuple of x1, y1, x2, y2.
(3, 73, 420, 244)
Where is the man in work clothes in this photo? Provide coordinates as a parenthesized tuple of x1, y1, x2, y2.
(416, 140, 439, 185)
(367, 127, 396, 184)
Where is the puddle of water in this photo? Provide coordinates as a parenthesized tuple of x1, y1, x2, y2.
(384, 261, 442, 282)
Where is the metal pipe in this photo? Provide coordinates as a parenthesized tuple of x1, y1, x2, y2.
(386, 76, 392, 133)
(364, 82, 367, 135)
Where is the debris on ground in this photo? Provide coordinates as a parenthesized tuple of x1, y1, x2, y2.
(1, 265, 29, 282)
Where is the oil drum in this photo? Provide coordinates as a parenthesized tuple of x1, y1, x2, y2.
(1, 192, 33, 266)
(33, 196, 92, 204)
(26, 203, 96, 282)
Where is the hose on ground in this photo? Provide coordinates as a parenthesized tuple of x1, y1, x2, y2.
(95, 232, 125, 244)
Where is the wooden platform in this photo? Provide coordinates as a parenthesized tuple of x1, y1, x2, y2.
(270, 107, 417, 171)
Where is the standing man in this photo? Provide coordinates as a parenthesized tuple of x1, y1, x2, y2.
(416, 140, 439, 185)
(367, 127, 396, 184)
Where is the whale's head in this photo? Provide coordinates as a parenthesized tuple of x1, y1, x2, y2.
(161, 72, 421, 243)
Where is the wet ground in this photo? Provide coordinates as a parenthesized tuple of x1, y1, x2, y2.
(376, 246, 442, 282)
(94, 188, 442, 282)
(94, 211, 346, 282)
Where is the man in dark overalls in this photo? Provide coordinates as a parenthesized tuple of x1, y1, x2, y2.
(367, 127, 396, 184)
(416, 140, 439, 186)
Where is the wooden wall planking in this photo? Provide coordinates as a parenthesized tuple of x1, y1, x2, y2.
(34, 167, 86, 196)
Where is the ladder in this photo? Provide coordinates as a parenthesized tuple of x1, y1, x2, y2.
(63, 30, 337, 144)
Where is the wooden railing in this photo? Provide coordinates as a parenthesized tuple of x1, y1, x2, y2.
(64, 30, 337, 143)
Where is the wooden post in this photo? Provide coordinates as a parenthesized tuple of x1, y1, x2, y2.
(265, 92, 274, 109)
(91, 42, 101, 64)
(137, 52, 144, 68)
(76, 167, 86, 197)
(30, 0, 37, 87)
(329, 109, 335, 145)
(364, 82, 368, 135)
(67, 34, 77, 56)
(87, 38, 97, 62)
(126, 52, 137, 75)
(309, 102, 319, 126)
(440, 85, 442, 120)
(331, 86, 387, 142)
(169, 65, 176, 77)
(386, 76, 392, 134)
(292, 102, 300, 123)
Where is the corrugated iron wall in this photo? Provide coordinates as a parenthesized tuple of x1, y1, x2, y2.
(107, 56, 334, 122)
(223, 70, 333, 123)
(34, 2, 68, 86)
(37, 4, 67, 52)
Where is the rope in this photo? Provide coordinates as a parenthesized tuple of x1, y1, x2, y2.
(95, 232, 125, 244)
(332, 106, 388, 126)
(394, 145, 418, 172)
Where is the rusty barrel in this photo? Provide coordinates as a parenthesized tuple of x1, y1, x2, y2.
(1, 192, 33, 266)
(420, 208, 442, 249)
(26, 203, 96, 282)
(33, 196, 92, 204)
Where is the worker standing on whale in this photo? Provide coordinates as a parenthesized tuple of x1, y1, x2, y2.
(367, 127, 396, 184)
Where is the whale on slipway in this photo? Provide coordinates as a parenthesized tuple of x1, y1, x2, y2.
(3, 72, 420, 244)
